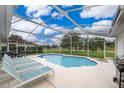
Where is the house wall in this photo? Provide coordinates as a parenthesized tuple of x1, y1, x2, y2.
(112, 7, 124, 85)
(116, 32, 124, 56)
(115, 31, 124, 84)
(0, 6, 13, 41)
(115, 22, 124, 56)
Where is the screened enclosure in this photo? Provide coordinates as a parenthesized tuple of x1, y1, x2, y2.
(0, 5, 119, 59)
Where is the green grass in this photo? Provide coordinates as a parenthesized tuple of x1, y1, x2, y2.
(106, 51, 115, 58)
(42, 49, 115, 58)
(72, 50, 87, 56)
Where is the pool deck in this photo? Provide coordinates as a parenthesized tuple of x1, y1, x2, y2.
(0, 54, 118, 88)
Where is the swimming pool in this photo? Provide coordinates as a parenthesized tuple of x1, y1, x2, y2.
(40, 54, 97, 68)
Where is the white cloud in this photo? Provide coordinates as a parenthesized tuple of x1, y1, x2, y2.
(62, 5, 73, 8)
(27, 34, 38, 42)
(25, 5, 65, 20)
(33, 25, 44, 34)
(10, 30, 38, 43)
(11, 17, 66, 44)
(72, 20, 112, 36)
(84, 20, 112, 31)
(55, 34, 64, 39)
(11, 16, 69, 45)
(44, 28, 54, 35)
(25, 5, 52, 18)
(51, 38, 61, 46)
(11, 18, 44, 42)
(51, 11, 64, 20)
(80, 5, 118, 19)
(49, 24, 69, 34)
(31, 18, 43, 23)
(57, 27, 69, 34)
(92, 20, 112, 26)
(11, 16, 21, 23)
(52, 12, 59, 17)
(11, 20, 38, 32)
(49, 24, 58, 28)
(43, 25, 60, 35)
(73, 27, 87, 35)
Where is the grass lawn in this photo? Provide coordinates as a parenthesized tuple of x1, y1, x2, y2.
(42, 49, 115, 58)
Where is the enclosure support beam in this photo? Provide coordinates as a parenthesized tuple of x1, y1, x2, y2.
(36, 45, 38, 54)
(24, 42, 27, 56)
(53, 5, 84, 33)
(11, 18, 23, 24)
(6, 38, 9, 52)
(56, 46, 58, 54)
(59, 46, 61, 54)
(45, 45, 46, 54)
(16, 41, 18, 54)
(87, 35, 89, 57)
(14, 15, 65, 34)
(70, 35, 72, 55)
(26, 25, 40, 41)
(11, 28, 61, 40)
(4, 6, 9, 52)
(104, 40, 106, 59)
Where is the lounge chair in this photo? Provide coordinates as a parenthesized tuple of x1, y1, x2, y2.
(1, 55, 54, 88)
(13, 57, 35, 62)
(3, 54, 43, 73)
(4, 54, 42, 67)
(5, 54, 34, 62)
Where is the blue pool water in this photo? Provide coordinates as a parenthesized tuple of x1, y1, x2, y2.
(40, 54, 97, 68)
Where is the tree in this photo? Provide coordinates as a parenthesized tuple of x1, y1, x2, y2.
(60, 32, 108, 52)
(88, 37, 105, 51)
(60, 32, 83, 50)
(9, 34, 25, 42)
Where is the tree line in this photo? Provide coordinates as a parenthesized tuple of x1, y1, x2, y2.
(9, 33, 114, 52)
(60, 32, 114, 51)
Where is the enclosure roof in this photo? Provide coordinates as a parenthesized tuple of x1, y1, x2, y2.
(10, 5, 119, 45)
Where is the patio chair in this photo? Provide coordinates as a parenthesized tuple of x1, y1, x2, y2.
(2, 54, 43, 74)
(2, 54, 44, 74)
(4, 54, 42, 67)
(13, 57, 34, 62)
(1, 55, 54, 88)
(13, 58, 37, 65)
(5, 53, 34, 62)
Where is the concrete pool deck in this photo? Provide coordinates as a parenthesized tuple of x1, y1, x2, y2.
(0, 54, 118, 88)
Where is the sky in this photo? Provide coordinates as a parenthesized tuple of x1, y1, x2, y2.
(10, 5, 118, 45)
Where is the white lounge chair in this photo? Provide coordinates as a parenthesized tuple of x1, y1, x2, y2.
(2, 54, 45, 73)
(1, 55, 54, 88)
(2, 55, 42, 74)
(13, 57, 35, 63)
(4, 54, 42, 67)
